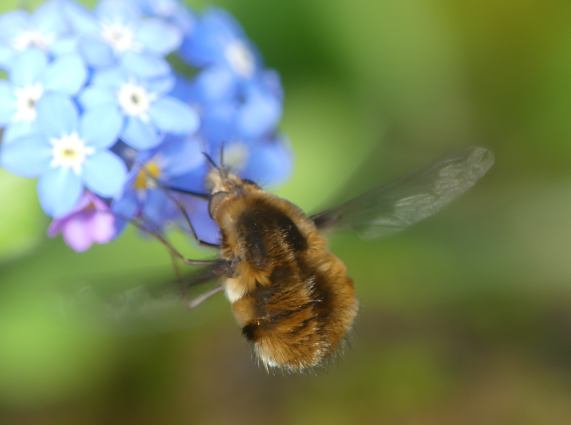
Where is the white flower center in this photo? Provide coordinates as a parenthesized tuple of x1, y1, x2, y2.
(224, 143, 249, 171)
(50, 133, 95, 175)
(225, 41, 255, 77)
(117, 82, 154, 121)
(12, 29, 55, 51)
(14, 83, 44, 122)
(100, 21, 138, 53)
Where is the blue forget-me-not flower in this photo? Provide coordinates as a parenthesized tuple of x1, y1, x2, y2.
(179, 9, 260, 80)
(64, 0, 182, 72)
(80, 67, 198, 150)
(0, 0, 76, 68)
(181, 67, 283, 144)
(135, 0, 194, 33)
(112, 135, 205, 232)
(0, 48, 87, 142)
(1, 94, 127, 217)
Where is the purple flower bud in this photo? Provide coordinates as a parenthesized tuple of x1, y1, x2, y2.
(48, 192, 118, 252)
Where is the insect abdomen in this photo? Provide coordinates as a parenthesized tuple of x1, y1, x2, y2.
(233, 254, 357, 371)
(232, 208, 357, 369)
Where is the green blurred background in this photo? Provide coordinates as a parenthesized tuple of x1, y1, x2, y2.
(2, 0, 571, 423)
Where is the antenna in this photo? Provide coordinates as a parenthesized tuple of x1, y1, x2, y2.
(203, 149, 228, 178)
(202, 152, 219, 169)
(219, 142, 226, 168)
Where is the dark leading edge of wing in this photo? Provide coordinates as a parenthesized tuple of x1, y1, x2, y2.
(311, 146, 495, 239)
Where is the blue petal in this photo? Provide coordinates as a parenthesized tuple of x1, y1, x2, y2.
(205, 9, 247, 38)
(43, 54, 88, 95)
(237, 83, 282, 139)
(80, 106, 123, 149)
(0, 10, 30, 53)
(171, 74, 193, 103)
(0, 134, 50, 178)
(112, 190, 139, 220)
(0, 81, 16, 125)
(118, 142, 153, 170)
(241, 138, 293, 186)
(137, 0, 174, 16)
(121, 117, 160, 149)
(34, 0, 69, 34)
(172, 6, 195, 32)
(121, 52, 170, 79)
(185, 198, 220, 245)
(38, 167, 83, 217)
(0, 46, 13, 70)
(143, 189, 173, 228)
(79, 86, 116, 109)
(96, 0, 142, 22)
(10, 49, 48, 86)
(0, 11, 28, 40)
(141, 0, 194, 32)
(37, 94, 78, 138)
(261, 70, 284, 98)
(91, 67, 124, 90)
(3, 121, 37, 143)
(61, 1, 99, 34)
(82, 151, 127, 198)
(179, 8, 244, 67)
(166, 162, 209, 193)
(51, 37, 79, 56)
(136, 19, 182, 55)
(190, 66, 237, 104)
(80, 37, 116, 68)
(160, 136, 204, 178)
(200, 102, 237, 142)
(149, 97, 199, 135)
(146, 75, 175, 96)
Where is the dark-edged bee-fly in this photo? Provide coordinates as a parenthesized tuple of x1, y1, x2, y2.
(123, 146, 495, 372)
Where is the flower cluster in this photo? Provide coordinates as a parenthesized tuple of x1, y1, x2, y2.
(0, 0, 291, 252)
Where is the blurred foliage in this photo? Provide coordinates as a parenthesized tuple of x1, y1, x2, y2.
(0, 170, 42, 259)
(1, 0, 571, 424)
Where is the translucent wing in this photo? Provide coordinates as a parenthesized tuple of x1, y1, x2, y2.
(58, 260, 229, 330)
(312, 146, 494, 239)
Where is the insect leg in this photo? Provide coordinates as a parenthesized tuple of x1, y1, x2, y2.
(168, 195, 220, 249)
(171, 260, 229, 303)
(163, 186, 210, 200)
(169, 249, 184, 285)
(161, 188, 220, 249)
(187, 285, 224, 309)
(142, 173, 221, 249)
(125, 214, 217, 266)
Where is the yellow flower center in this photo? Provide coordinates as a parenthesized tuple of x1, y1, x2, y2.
(134, 161, 161, 190)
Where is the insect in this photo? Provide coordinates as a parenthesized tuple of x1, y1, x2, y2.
(132, 146, 494, 372)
